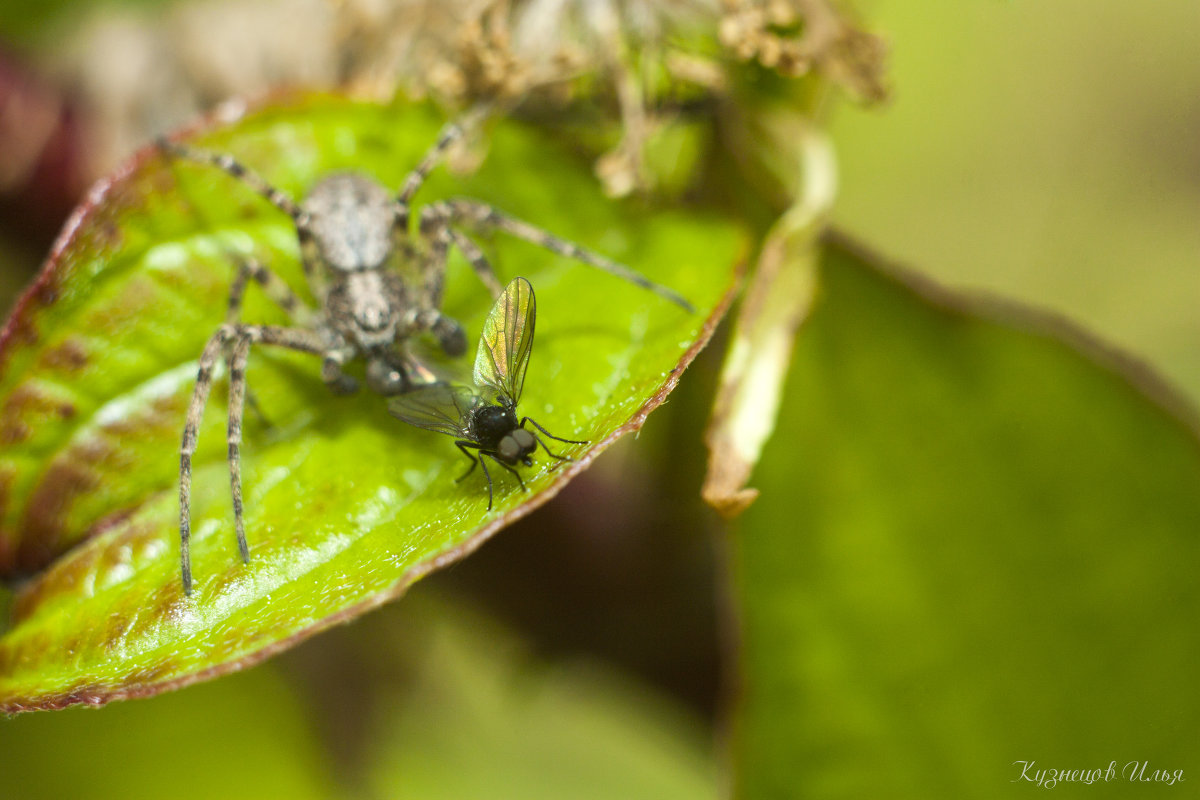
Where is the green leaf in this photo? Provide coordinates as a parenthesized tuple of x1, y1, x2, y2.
(732, 235, 1200, 796)
(0, 94, 743, 711)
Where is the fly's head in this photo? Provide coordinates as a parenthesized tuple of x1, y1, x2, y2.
(498, 427, 537, 466)
(473, 403, 533, 465)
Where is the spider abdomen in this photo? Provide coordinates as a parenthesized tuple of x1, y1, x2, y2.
(302, 173, 396, 271)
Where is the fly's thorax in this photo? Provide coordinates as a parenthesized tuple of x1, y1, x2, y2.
(302, 173, 399, 271)
(471, 403, 520, 451)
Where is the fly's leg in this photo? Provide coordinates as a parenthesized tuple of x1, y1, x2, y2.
(485, 453, 527, 494)
(521, 416, 587, 461)
(454, 441, 481, 482)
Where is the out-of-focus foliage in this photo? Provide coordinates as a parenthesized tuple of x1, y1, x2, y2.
(0, 662, 336, 799)
(361, 592, 717, 800)
(832, 0, 1200, 402)
(733, 236, 1200, 796)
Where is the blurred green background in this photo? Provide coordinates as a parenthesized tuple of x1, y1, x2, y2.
(2, 1, 1198, 797)
(831, 0, 1200, 402)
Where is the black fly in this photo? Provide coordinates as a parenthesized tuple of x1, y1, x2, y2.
(389, 277, 583, 509)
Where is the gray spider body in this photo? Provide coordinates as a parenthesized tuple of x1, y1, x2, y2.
(301, 172, 468, 392)
(302, 173, 396, 272)
(161, 111, 693, 594)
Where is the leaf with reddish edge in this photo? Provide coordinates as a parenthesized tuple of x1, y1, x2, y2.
(0, 94, 744, 712)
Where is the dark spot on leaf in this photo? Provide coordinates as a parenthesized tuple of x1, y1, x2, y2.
(0, 383, 73, 445)
(98, 219, 123, 251)
(38, 337, 89, 372)
(12, 511, 162, 623)
(0, 419, 31, 446)
(17, 439, 111, 572)
(0, 314, 40, 372)
(105, 389, 186, 436)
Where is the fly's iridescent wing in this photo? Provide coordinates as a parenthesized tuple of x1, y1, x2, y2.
(473, 276, 536, 406)
(388, 383, 480, 438)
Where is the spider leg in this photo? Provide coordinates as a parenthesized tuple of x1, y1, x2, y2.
(226, 255, 317, 424)
(436, 198, 694, 312)
(321, 348, 360, 395)
(226, 255, 315, 326)
(159, 139, 306, 226)
(521, 416, 587, 461)
(226, 334, 253, 565)
(397, 106, 491, 207)
(419, 205, 505, 302)
(180, 325, 236, 595)
(416, 204, 452, 309)
(159, 139, 326, 297)
(447, 228, 504, 298)
(244, 389, 274, 429)
(179, 323, 326, 595)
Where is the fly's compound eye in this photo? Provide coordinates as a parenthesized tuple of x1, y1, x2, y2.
(498, 435, 521, 462)
(512, 428, 535, 452)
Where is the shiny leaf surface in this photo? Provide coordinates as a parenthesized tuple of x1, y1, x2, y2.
(0, 95, 742, 711)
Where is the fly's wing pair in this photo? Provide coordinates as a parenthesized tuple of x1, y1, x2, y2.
(473, 277, 535, 407)
(388, 382, 480, 437)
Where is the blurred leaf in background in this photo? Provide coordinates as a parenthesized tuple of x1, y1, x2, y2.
(732, 235, 1200, 796)
(356, 591, 717, 800)
(0, 586, 718, 799)
(831, 0, 1200, 402)
(0, 662, 337, 799)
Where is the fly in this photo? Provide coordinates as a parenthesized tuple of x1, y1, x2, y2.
(389, 276, 583, 508)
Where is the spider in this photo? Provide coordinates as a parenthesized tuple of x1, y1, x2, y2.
(160, 109, 693, 594)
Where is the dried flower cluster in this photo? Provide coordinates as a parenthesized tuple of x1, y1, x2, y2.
(41, 0, 885, 188)
(717, 0, 887, 101)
